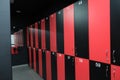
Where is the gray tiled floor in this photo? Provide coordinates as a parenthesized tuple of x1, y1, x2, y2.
(12, 64, 43, 80)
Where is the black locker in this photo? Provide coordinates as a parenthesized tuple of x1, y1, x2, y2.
(38, 21, 41, 48)
(51, 52, 57, 80)
(65, 55, 75, 80)
(56, 10, 64, 53)
(42, 50, 46, 80)
(32, 24, 35, 48)
(90, 61, 110, 80)
(74, 0, 89, 59)
(111, 0, 120, 66)
(31, 48, 34, 69)
(36, 49, 39, 74)
(45, 17, 50, 50)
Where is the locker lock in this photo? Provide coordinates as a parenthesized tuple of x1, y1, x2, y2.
(59, 54, 62, 57)
(58, 11, 61, 14)
(52, 52, 55, 55)
(78, 0, 82, 5)
(68, 56, 71, 59)
(95, 62, 101, 68)
(79, 59, 83, 63)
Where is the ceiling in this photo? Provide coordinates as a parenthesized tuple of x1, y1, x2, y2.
(11, 0, 77, 33)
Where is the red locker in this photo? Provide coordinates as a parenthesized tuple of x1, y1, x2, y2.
(38, 49, 43, 77)
(89, 0, 110, 64)
(46, 51, 52, 80)
(35, 22, 39, 48)
(33, 48, 37, 72)
(111, 65, 120, 80)
(30, 25, 33, 48)
(41, 19, 46, 49)
(28, 47, 32, 68)
(57, 53, 65, 80)
(75, 57, 89, 80)
(63, 4, 75, 56)
(50, 13, 57, 52)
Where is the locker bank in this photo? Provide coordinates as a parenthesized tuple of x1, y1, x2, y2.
(1, 0, 120, 80)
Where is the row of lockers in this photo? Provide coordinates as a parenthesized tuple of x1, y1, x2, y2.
(26, 0, 120, 66)
(28, 47, 120, 80)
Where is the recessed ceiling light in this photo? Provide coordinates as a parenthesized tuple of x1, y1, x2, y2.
(16, 10, 21, 13)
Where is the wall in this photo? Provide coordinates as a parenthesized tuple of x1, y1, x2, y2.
(0, 0, 12, 80)
(26, 0, 120, 80)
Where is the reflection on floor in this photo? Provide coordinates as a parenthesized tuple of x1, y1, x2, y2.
(12, 64, 43, 80)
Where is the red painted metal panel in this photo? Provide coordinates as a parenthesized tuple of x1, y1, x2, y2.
(41, 19, 46, 49)
(89, 0, 110, 64)
(30, 25, 33, 48)
(57, 53, 65, 80)
(50, 13, 57, 52)
(46, 51, 52, 80)
(75, 57, 89, 80)
(111, 65, 120, 80)
(28, 47, 32, 68)
(38, 49, 43, 77)
(35, 22, 39, 48)
(63, 4, 75, 56)
(33, 48, 37, 72)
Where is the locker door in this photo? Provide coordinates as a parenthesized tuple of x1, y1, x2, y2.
(32, 24, 35, 48)
(50, 13, 57, 52)
(38, 21, 41, 49)
(26, 27, 29, 47)
(75, 57, 89, 80)
(33, 48, 36, 72)
(74, 0, 89, 59)
(63, 4, 75, 56)
(30, 26, 32, 47)
(46, 51, 52, 80)
(36, 49, 39, 73)
(45, 17, 50, 50)
(65, 55, 75, 80)
(35, 22, 39, 48)
(42, 50, 46, 80)
(90, 61, 110, 80)
(56, 10, 64, 53)
(31, 48, 34, 68)
(51, 52, 57, 80)
(38, 49, 42, 77)
(41, 19, 46, 50)
(111, 65, 120, 80)
(89, 0, 110, 64)
(57, 53, 65, 80)
(28, 47, 32, 68)
(111, 0, 120, 66)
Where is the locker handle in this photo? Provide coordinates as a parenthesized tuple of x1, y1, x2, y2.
(106, 66, 109, 78)
(113, 50, 116, 63)
(105, 49, 109, 62)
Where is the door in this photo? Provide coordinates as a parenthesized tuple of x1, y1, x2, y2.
(65, 55, 75, 80)
(90, 61, 110, 80)
(33, 48, 36, 72)
(56, 10, 64, 53)
(46, 51, 52, 80)
(89, 0, 110, 64)
(51, 52, 57, 80)
(38, 49, 42, 77)
(75, 57, 89, 80)
(42, 50, 46, 80)
(41, 19, 46, 50)
(45, 17, 50, 50)
(74, 0, 89, 59)
(63, 4, 75, 56)
(35, 22, 39, 48)
(36, 49, 39, 73)
(111, 0, 120, 66)
(111, 65, 120, 80)
(57, 53, 65, 80)
(50, 13, 57, 52)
